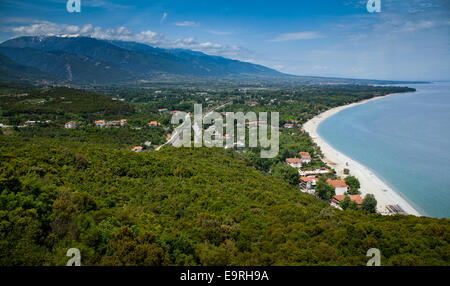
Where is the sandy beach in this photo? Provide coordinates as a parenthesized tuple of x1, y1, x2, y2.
(303, 94, 422, 216)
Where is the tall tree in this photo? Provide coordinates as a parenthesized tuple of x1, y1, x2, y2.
(362, 194, 377, 213)
(345, 176, 360, 195)
(315, 177, 335, 200)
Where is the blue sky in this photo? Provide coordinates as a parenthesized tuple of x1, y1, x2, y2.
(0, 0, 449, 80)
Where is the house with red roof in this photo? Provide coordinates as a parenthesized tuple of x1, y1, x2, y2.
(350, 195, 363, 206)
(331, 195, 347, 204)
(148, 121, 161, 127)
(300, 176, 317, 193)
(331, 194, 363, 207)
(132, 146, 143, 152)
(286, 157, 302, 168)
(327, 179, 349, 196)
(299, 152, 311, 164)
(64, 121, 76, 129)
(95, 120, 105, 127)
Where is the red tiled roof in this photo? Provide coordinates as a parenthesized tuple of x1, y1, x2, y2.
(332, 195, 346, 202)
(327, 179, 349, 189)
(286, 158, 302, 164)
(350, 195, 363, 205)
(299, 152, 311, 159)
(300, 176, 316, 182)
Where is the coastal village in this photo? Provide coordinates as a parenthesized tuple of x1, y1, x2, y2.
(1, 97, 412, 217)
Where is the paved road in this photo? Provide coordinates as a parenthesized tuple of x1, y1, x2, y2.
(156, 101, 231, 151)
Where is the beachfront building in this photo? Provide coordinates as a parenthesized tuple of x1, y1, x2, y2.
(299, 152, 312, 164)
(331, 194, 363, 207)
(331, 195, 346, 205)
(327, 179, 349, 196)
(64, 121, 76, 129)
(300, 176, 317, 194)
(350, 195, 363, 206)
(286, 158, 302, 168)
(298, 168, 331, 176)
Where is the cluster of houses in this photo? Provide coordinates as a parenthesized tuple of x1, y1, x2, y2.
(63, 106, 180, 130)
(285, 151, 364, 209)
(64, 119, 165, 129)
(158, 108, 180, 114)
(94, 119, 127, 127)
(285, 151, 312, 169)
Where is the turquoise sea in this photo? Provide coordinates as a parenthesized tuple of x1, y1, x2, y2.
(318, 82, 450, 218)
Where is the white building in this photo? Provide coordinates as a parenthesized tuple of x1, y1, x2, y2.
(327, 179, 349, 196)
(286, 158, 302, 168)
(299, 152, 312, 164)
(65, 121, 76, 129)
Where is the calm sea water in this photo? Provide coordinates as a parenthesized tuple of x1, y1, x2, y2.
(318, 82, 450, 218)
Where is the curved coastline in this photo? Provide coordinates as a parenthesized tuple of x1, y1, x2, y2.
(303, 93, 422, 216)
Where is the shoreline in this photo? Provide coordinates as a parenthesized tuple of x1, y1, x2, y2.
(303, 93, 422, 216)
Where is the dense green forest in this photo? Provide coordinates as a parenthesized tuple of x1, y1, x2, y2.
(0, 137, 448, 266)
(0, 83, 448, 266)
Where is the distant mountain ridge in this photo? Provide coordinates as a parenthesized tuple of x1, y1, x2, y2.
(0, 36, 282, 84)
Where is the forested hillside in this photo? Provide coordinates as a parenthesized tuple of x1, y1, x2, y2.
(0, 136, 448, 266)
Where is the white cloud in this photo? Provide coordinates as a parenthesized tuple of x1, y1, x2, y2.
(269, 31, 322, 42)
(207, 30, 233, 36)
(4, 21, 248, 59)
(173, 21, 197, 27)
(401, 20, 435, 32)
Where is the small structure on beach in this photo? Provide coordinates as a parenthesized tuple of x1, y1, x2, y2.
(386, 204, 407, 215)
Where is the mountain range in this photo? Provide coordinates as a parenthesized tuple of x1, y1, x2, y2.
(0, 36, 282, 84)
(0, 36, 424, 86)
